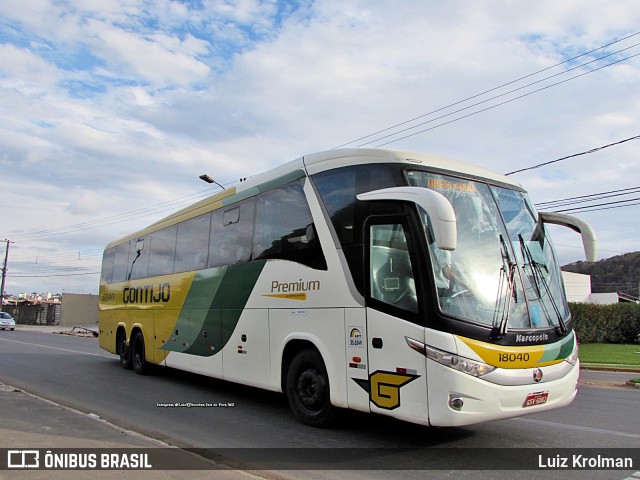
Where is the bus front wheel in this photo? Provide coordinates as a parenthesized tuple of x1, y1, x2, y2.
(131, 332, 150, 375)
(285, 349, 336, 427)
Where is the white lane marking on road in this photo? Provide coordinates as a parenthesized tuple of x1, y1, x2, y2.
(514, 417, 640, 439)
(0, 337, 112, 358)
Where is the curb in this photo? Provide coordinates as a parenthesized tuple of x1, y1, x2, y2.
(580, 365, 640, 373)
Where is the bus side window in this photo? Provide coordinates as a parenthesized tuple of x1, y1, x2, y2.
(209, 200, 254, 268)
(129, 237, 150, 280)
(112, 241, 132, 283)
(370, 223, 418, 314)
(253, 181, 327, 270)
(101, 247, 115, 284)
(175, 213, 211, 273)
(148, 225, 178, 277)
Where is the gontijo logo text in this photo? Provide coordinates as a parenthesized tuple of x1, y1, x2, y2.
(123, 283, 171, 304)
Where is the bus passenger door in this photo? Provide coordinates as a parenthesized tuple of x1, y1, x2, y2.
(363, 218, 429, 425)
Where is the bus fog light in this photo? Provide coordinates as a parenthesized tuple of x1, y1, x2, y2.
(449, 397, 464, 411)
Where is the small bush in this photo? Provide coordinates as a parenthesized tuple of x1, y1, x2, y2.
(570, 302, 640, 344)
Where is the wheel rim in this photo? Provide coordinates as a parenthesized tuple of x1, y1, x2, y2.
(297, 369, 324, 412)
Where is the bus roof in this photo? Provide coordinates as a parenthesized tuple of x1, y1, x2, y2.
(105, 148, 521, 249)
(302, 148, 520, 188)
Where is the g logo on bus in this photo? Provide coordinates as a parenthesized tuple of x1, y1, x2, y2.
(533, 368, 543, 383)
(353, 371, 419, 410)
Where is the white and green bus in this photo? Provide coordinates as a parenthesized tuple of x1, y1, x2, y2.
(99, 148, 597, 428)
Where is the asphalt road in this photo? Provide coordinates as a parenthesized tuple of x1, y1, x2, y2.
(0, 328, 638, 480)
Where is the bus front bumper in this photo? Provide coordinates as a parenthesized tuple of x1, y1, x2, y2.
(426, 359, 580, 427)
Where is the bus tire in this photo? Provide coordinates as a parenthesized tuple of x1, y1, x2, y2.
(131, 331, 150, 375)
(117, 330, 132, 370)
(285, 349, 336, 428)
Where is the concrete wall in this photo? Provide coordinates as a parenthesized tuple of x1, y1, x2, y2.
(60, 293, 99, 326)
(585, 292, 620, 305)
(562, 271, 591, 303)
(2, 303, 60, 325)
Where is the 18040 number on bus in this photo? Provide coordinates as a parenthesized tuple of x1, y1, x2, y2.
(498, 352, 530, 363)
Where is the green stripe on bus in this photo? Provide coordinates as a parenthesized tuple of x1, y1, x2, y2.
(539, 332, 574, 363)
(162, 261, 267, 357)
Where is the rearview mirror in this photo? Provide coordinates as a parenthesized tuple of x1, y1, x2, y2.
(539, 212, 598, 262)
(357, 187, 457, 250)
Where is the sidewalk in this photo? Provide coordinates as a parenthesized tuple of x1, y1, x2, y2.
(0, 382, 266, 480)
(11, 323, 96, 335)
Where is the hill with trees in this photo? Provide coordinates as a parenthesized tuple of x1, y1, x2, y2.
(562, 251, 640, 297)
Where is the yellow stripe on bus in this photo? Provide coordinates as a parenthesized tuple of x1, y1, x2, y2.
(456, 335, 573, 369)
(262, 292, 307, 300)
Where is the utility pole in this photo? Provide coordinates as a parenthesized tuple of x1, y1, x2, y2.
(1, 239, 14, 303)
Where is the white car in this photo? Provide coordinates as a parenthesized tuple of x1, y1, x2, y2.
(0, 312, 15, 331)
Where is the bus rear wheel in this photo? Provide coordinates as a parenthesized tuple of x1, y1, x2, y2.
(131, 332, 150, 375)
(117, 330, 132, 370)
(285, 349, 336, 428)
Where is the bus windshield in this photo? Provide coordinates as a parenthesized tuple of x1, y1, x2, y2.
(406, 171, 569, 333)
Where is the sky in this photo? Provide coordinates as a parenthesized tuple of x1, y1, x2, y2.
(0, 0, 639, 296)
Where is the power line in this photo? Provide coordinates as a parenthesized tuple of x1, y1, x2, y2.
(506, 134, 640, 175)
(371, 51, 640, 148)
(537, 183, 640, 213)
(10, 271, 101, 278)
(4, 185, 225, 241)
(11, 249, 104, 262)
(553, 200, 640, 214)
(333, 31, 640, 149)
(554, 244, 623, 255)
(535, 186, 640, 208)
(9, 264, 100, 274)
(365, 44, 640, 148)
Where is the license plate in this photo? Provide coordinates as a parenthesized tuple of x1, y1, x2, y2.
(523, 391, 548, 407)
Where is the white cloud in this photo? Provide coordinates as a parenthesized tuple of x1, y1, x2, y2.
(84, 19, 211, 87)
(0, 44, 61, 92)
(66, 190, 104, 215)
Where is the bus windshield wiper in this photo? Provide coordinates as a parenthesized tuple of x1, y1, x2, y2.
(492, 234, 518, 338)
(518, 234, 567, 335)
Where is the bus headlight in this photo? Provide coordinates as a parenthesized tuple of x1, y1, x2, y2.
(564, 342, 579, 366)
(405, 337, 495, 377)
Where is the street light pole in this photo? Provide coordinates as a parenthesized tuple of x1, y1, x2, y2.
(198, 174, 225, 190)
(1, 239, 14, 302)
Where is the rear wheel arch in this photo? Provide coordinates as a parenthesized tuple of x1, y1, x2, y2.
(281, 339, 321, 392)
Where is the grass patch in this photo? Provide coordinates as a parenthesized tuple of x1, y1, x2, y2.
(579, 343, 640, 366)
